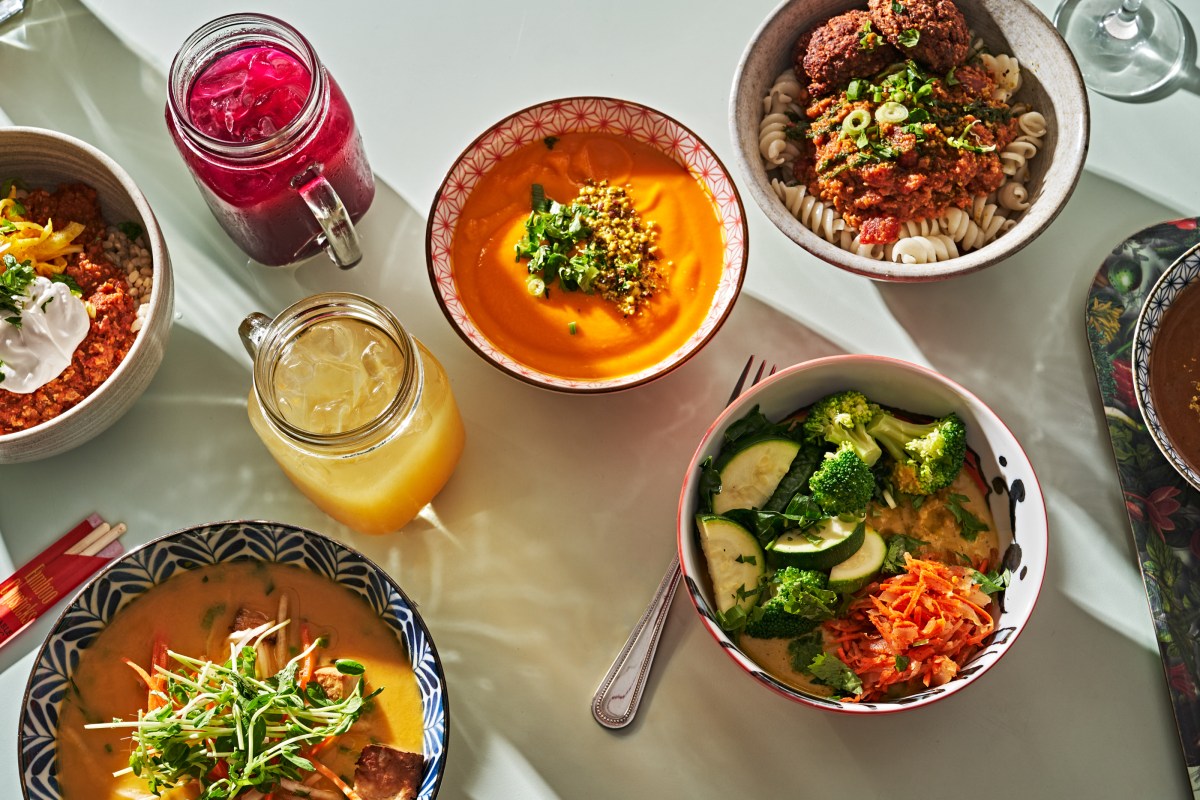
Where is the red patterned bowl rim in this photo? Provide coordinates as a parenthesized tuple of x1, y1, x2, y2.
(425, 96, 749, 393)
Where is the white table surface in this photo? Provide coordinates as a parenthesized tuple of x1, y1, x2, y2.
(2, 0, 1200, 797)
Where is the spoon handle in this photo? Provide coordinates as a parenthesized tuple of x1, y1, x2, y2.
(591, 555, 681, 729)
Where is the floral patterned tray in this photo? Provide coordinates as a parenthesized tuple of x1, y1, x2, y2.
(1086, 217, 1200, 794)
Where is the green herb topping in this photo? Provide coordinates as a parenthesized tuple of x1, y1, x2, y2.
(945, 492, 990, 541)
(514, 180, 665, 316)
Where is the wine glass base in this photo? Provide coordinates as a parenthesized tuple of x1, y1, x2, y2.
(1055, 0, 1189, 100)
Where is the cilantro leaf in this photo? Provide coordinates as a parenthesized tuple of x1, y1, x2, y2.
(972, 568, 1011, 594)
(945, 492, 989, 541)
(809, 653, 863, 695)
(897, 29, 920, 48)
(788, 632, 825, 674)
(881, 534, 928, 574)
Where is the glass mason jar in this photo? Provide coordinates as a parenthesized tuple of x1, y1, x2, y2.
(240, 293, 465, 534)
(166, 13, 374, 268)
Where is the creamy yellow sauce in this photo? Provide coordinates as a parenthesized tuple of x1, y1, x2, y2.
(56, 562, 424, 799)
(740, 470, 999, 696)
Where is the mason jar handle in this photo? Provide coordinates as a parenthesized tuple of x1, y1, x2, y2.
(294, 166, 362, 270)
(239, 312, 273, 359)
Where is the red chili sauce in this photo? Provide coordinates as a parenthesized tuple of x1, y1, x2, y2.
(0, 184, 137, 435)
(1149, 279, 1200, 473)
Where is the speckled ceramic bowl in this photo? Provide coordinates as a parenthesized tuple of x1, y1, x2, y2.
(19, 520, 448, 800)
(0, 127, 173, 462)
(730, 0, 1089, 281)
(677, 355, 1048, 712)
(426, 97, 747, 392)
(1133, 243, 1200, 492)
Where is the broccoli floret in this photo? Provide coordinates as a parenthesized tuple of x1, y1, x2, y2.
(803, 390, 883, 466)
(808, 446, 874, 516)
(743, 567, 838, 639)
(866, 410, 967, 495)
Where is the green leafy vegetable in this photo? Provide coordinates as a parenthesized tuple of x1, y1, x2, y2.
(118, 221, 144, 241)
(1, 254, 36, 319)
(947, 120, 997, 153)
(894, 655, 910, 672)
(50, 272, 83, 296)
(787, 632, 826, 673)
(897, 29, 920, 48)
(809, 653, 863, 695)
(945, 492, 990, 541)
(972, 567, 1011, 594)
(881, 534, 928, 574)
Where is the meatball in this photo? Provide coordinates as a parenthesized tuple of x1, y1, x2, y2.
(868, 0, 970, 74)
(802, 10, 901, 98)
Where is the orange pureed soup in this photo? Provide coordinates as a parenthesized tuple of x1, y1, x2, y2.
(451, 132, 726, 380)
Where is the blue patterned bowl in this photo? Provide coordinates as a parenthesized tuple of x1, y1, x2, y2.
(1133, 243, 1200, 492)
(18, 520, 448, 799)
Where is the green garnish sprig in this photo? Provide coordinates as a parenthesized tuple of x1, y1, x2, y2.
(86, 624, 378, 800)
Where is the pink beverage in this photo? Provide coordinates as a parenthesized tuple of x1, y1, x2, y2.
(166, 15, 374, 267)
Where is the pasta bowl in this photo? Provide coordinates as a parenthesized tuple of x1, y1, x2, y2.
(19, 521, 448, 800)
(427, 97, 747, 392)
(730, 0, 1089, 281)
(677, 355, 1048, 712)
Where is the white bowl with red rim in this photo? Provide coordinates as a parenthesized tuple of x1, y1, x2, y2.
(425, 96, 748, 392)
(676, 354, 1047, 712)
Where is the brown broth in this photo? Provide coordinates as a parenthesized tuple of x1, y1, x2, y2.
(55, 561, 424, 799)
(1149, 279, 1200, 473)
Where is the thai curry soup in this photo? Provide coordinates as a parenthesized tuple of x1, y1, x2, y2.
(450, 131, 726, 380)
(56, 561, 424, 799)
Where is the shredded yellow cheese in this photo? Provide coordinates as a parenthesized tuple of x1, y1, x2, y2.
(1, 190, 86, 276)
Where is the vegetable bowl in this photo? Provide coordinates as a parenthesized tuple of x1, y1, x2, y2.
(676, 355, 1047, 713)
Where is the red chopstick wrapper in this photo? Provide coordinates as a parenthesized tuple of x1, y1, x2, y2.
(0, 513, 125, 646)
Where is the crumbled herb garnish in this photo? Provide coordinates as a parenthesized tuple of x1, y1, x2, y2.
(858, 20, 880, 50)
(945, 66, 959, 86)
(910, 494, 926, 510)
(894, 654, 910, 671)
(543, 136, 559, 150)
(1, 254, 36, 319)
(514, 180, 663, 316)
(40, 297, 53, 312)
(200, 603, 227, 631)
(788, 632, 825, 674)
(567, 321, 577, 336)
(945, 492, 990, 541)
(118, 220, 144, 241)
(897, 28, 920, 48)
(891, 0, 905, 11)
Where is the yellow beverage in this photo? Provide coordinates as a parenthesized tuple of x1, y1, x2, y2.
(245, 296, 465, 534)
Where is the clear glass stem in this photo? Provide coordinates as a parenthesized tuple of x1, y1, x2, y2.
(1105, 0, 1144, 39)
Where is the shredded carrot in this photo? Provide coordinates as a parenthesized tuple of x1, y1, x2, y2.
(121, 657, 155, 690)
(823, 555, 994, 702)
(310, 757, 364, 800)
(299, 623, 317, 691)
(147, 636, 170, 710)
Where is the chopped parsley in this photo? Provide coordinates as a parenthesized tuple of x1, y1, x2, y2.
(1, 254, 36, 319)
(881, 534, 928, 574)
(897, 28, 921, 48)
(514, 180, 663, 316)
(809, 652, 863, 695)
(894, 654, 911, 672)
(945, 492, 990, 541)
(50, 272, 83, 296)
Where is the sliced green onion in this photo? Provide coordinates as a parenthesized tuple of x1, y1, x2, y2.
(568, 321, 577, 335)
(842, 109, 872, 134)
(526, 276, 546, 296)
(846, 80, 866, 101)
(875, 102, 909, 124)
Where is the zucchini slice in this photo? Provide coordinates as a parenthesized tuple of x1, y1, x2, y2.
(828, 528, 887, 592)
(766, 516, 865, 571)
(696, 514, 766, 616)
(711, 437, 802, 514)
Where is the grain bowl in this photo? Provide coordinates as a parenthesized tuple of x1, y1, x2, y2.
(0, 127, 173, 462)
(677, 355, 1047, 712)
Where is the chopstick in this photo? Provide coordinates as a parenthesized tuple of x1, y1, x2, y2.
(66, 522, 127, 557)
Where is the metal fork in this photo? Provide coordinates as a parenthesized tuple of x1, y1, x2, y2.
(591, 356, 776, 729)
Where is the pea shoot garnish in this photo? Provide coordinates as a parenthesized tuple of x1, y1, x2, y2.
(85, 622, 380, 800)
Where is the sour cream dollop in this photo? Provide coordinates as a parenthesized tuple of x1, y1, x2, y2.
(0, 277, 90, 394)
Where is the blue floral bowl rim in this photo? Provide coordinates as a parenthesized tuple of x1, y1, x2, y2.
(16, 519, 449, 800)
(1132, 242, 1200, 493)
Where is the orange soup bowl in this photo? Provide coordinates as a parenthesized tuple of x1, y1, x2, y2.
(426, 97, 748, 392)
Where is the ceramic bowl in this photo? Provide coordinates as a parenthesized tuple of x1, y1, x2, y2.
(1133, 243, 1200, 492)
(729, 0, 1089, 281)
(426, 97, 747, 392)
(0, 127, 173, 462)
(676, 355, 1047, 712)
(19, 520, 448, 800)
